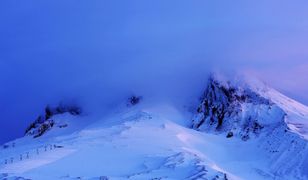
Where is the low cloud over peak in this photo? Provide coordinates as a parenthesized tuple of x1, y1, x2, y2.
(1, 1, 308, 143)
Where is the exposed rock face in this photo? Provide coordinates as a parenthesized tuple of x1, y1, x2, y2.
(192, 75, 279, 140)
(25, 104, 82, 138)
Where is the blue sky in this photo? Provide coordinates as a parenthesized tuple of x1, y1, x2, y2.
(1, 1, 308, 143)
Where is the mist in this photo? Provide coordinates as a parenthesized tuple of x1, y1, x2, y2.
(1, 0, 308, 143)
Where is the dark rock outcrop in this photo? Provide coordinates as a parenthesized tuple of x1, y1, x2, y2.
(25, 104, 82, 138)
(192, 75, 277, 140)
(128, 96, 142, 106)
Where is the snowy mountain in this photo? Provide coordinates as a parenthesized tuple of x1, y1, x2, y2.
(192, 75, 308, 179)
(1, 75, 308, 180)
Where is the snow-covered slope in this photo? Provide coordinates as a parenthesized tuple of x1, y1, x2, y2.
(0, 103, 231, 180)
(1, 76, 308, 180)
(192, 74, 308, 179)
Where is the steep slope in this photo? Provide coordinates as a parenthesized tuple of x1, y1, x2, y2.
(192, 75, 308, 179)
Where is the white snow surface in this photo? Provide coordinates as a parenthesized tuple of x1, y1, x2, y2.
(214, 72, 308, 140)
(241, 75, 308, 140)
(1, 81, 308, 179)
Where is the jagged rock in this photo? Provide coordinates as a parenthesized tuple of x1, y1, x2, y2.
(25, 103, 82, 138)
(226, 132, 233, 138)
(192, 75, 280, 140)
(33, 119, 54, 138)
(128, 96, 142, 106)
(45, 104, 82, 118)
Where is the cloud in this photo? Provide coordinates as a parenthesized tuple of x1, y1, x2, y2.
(1, 0, 308, 143)
(245, 64, 308, 104)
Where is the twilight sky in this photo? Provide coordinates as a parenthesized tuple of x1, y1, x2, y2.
(1, 0, 308, 143)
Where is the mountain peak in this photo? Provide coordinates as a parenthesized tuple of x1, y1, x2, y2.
(193, 74, 275, 139)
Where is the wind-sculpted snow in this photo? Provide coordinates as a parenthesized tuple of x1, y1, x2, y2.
(0, 104, 229, 180)
(127, 152, 228, 180)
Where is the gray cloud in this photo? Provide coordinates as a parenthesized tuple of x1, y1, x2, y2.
(1, 0, 308, 143)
